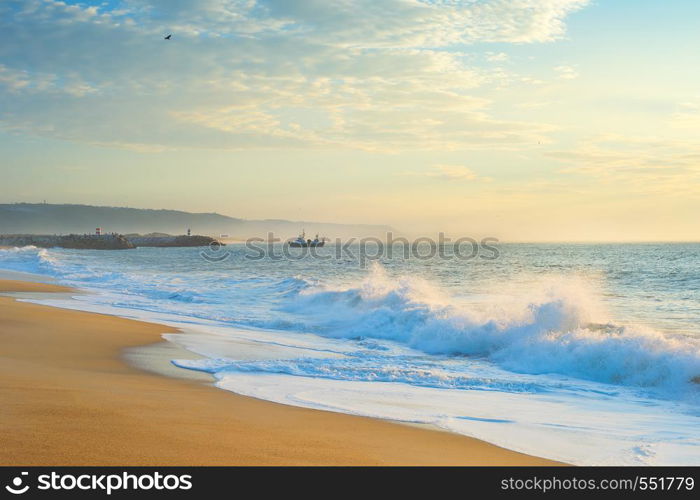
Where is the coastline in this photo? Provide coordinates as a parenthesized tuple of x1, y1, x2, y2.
(0, 278, 562, 465)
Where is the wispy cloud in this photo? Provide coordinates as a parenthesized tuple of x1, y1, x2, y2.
(554, 64, 579, 80)
(669, 101, 700, 129)
(406, 164, 490, 182)
(547, 134, 700, 196)
(0, 0, 588, 151)
(428, 164, 481, 181)
(486, 52, 509, 62)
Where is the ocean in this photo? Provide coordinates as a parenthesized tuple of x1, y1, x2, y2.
(1, 242, 699, 465)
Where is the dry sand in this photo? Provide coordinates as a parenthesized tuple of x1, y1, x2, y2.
(0, 279, 561, 465)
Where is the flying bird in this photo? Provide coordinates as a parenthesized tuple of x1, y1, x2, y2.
(164, 34, 172, 40)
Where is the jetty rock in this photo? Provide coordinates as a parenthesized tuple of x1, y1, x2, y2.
(0, 234, 134, 250)
(126, 234, 221, 247)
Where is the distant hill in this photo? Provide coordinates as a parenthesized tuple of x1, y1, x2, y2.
(0, 204, 393, 240)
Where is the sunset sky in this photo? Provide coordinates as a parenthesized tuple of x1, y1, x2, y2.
(1, 0, 699, 241)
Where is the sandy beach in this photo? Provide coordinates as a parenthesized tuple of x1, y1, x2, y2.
(0, 279, 560, 466)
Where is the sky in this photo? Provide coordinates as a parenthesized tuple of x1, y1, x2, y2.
(1, 0, 699, 241)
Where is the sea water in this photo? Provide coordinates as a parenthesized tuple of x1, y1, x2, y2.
(1, 242, 699, 465)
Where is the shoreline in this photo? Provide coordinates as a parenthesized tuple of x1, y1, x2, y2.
(0, 278, 562, 465)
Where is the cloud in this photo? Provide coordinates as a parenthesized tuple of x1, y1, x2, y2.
(554, 64, 578, 80)
(486, 52, 509, 62)
(515, 101, 556, 109)
(407, 164, 491, 182)
(669, 101, 700, 129)
(0, 64, 97, 96)
(546, 134, 700, 195)
(0, 65, 30, 91)
(0, 0, 588, 151)
(117, 0, 590, 47)
(429, 164, 480, 180)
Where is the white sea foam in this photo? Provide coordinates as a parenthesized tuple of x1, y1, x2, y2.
(282, 263, 700, 392)
(208, 372, 700, 465)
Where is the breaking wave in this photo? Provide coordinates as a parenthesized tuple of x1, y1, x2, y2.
(282, 264, 700, 390)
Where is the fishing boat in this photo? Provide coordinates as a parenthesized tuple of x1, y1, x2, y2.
(288, 231, 325, 247)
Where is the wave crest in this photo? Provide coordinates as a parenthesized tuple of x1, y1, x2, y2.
(285, 264, 700, 389)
